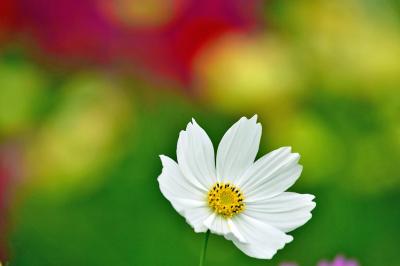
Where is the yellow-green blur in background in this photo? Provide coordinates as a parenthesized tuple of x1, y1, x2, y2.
(0, 0, 399, 265)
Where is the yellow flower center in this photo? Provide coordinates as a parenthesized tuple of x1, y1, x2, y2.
(207, 182, 245, 218)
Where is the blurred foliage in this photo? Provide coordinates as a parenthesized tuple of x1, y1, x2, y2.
(0, 0, 399, 265)
(24, 73, 134, 198)
(0, 55, 48, 137)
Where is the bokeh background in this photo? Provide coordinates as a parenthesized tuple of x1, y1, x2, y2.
(1, 0, 399, 265)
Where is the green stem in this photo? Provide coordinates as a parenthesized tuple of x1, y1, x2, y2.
(199, 230, 210, 266)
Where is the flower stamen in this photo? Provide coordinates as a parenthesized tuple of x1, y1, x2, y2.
(207, 182, 245, 218)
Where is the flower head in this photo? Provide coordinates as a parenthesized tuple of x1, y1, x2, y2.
(158, 116, 316, 259)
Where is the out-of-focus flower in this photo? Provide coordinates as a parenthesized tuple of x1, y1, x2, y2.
(318, 255, 359, 266)
(99, 0, 185, 28)
(284, 0, 400, 97)
(17, 0, 261, 85)
(24, 73, 133, 199)
(158, 116, 315, 259)
(194, 33, 304, 112)
(0, 0, 19, 44)
(279, 255, 359, 266)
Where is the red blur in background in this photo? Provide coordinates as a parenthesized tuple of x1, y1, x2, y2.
(2, 0, 261, 85)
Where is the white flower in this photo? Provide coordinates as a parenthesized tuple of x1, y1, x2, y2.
(158, 115, 316, 259)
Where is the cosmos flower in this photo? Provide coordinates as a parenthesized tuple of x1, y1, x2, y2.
(318, 255, 359, 266)
(158, 116, 316, 259)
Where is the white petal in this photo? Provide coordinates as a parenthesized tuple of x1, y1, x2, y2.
(216, 115, 261, 183)
(238, 147, 302, 201)
(203, 214, 247, 243)
(183, 206, 214, 233)
(177, 119, 217, 190)
(204, 213, 229, 235)
(158, 155, 211, 232)
(233, 241, 283, 260)
(244, 192, 316, 233)
(158, 155, 206, 200)
(225, 219, 247, 243)
(230, 214, 293, 259)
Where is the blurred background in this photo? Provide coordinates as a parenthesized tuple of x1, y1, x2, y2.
(0, 0, 399, 265)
